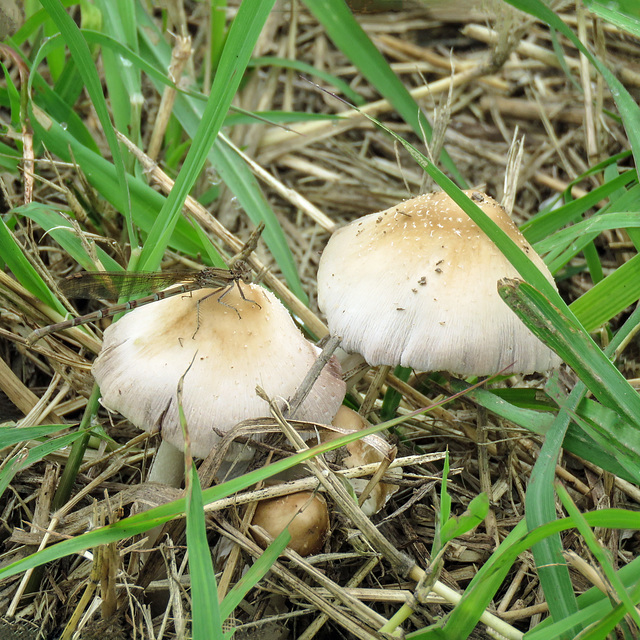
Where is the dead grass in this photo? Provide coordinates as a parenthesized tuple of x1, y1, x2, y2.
(1, 1, 639, 639)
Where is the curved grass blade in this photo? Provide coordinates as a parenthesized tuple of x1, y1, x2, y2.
(569, 253, 640, 332)
(504, 0, 640, 172)
(304, 0, 466, 188)
(0, 215, 63, 311)
(498, 279, 640, 435)
(0, 431, 84, 501)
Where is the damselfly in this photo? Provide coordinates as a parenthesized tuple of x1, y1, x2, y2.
(26, 261, 252, 345)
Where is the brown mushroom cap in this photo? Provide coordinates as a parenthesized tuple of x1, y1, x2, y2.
(93, 283, 346, 458)
(251, 492, 329, 556)
(317, 190, 560, 376)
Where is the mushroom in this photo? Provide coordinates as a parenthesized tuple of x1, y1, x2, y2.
(251, 491, 329, 556)
(327, 406, 400, 516)
(317, 190, 560, 376)
(92, 282, 346, 485)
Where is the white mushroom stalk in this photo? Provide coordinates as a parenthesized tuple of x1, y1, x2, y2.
(317, 190, 560, 376)
(93, 282, 346, 478)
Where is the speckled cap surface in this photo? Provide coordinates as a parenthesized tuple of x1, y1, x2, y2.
(317, 190, 561, 375)
(93, 283, 346, 458)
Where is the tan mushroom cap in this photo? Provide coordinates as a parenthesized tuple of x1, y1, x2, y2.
(251, 491, 329, 556)
(93, 283, 346, 459)
(317, 190, 560, 376)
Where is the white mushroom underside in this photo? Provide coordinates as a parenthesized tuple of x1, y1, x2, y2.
(317, 191, 561, 376)
(93, 284, 345, 458)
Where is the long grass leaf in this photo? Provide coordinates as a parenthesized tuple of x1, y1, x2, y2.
(448, 381, 639, 483)
(535, 212, 640, 255)
(303, 0, 466, 187)
(220, 532, 291, 620)
(249, 56, 364, 105)
(0, 216, 63, 311)
(185, 463, 223, 639)
(136, 0, 277, 270)
(525, 384, 581, 629)
(504, 0, 640, 173)
(37, 0, 134, 243)
(0, 431, 83, 500)
(411, 511, 640, 639)
(569, 253, 640, 332)
(134, 9, 305, 297)
(94, 0, 143, 157)
(557, 484, 640, 628)
(14, 203, 122, 271)
(0, 396, 461, 582)
(27, 113, 210, 257)
(498, 279, 640, 434)
(523, 172, 635, 244)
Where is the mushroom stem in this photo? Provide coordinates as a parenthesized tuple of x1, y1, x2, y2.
(141, 441, 186, 562)
(147, 440, 185, 488)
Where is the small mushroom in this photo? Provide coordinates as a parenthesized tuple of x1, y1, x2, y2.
(317, 190, 560, 376)
(92, 283, 346, 485)
(251, 491, 329, 556)
(327, 406, 400, 516)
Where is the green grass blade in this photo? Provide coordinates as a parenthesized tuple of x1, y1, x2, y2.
(29, 61, 102, 153)
(14, 203, 122, 271)
(557, 483, 640, 628)
(439, 494, 488, 547)
(37, 0, 134, 244)
(304, 0, 466, 188)
(504, 0, 640, 173)
(136, 0, 277, 271)
(542, 183, 640, 273)
(523, 172, 636, 244)
(220, 531, 291, 620)
(0, 61, 21, 128)
(185, 463, 223, 640)
(94, 0, 143, 157)
(407, 520, 529, 640)
(448, 380, 639, 483)
(501, 277, 640, 628)
(413, 510, 640, 639)
(214, 138, 307, 302)
(584, 0, 640, 38)
(0, 140, 20, 172)
(0, 401, 451, 583)
(0, 424, 71, 447)
(498, 279, 640, 433)
(134, 10, 305, 297)
(526, 558, 640, 639)
(0, 215, 63, 311)
(249, 56, 364, 105)
(534, 212, 640, 255)
(569, 253, 640, 332)
(525, 383, 581, 629)
(0, 431, 84, 500)
(27, 113, 213, 258)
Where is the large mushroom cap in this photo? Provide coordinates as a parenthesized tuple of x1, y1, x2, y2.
(317, 190, 560, 376)
(93, 283, 345, 458)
